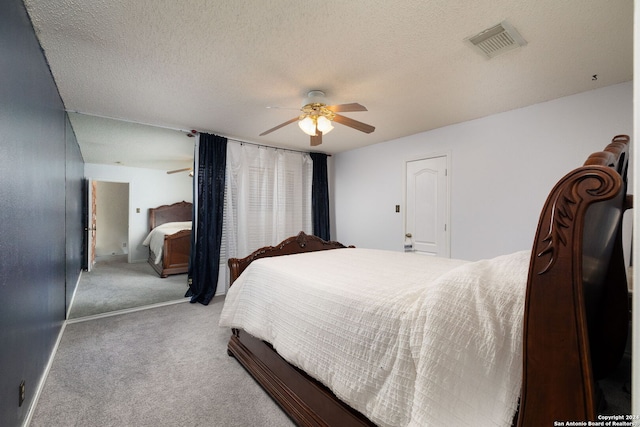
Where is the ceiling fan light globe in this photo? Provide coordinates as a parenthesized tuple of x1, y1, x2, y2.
(298, 116, 317, 136)
(316, 116, 334, 134)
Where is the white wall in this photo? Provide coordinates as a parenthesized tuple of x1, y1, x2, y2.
(85, 163, 193, 262)
(333, 81, 633, 261)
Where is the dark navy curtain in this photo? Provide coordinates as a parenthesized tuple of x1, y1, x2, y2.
(186, 133, 227, 305)
(310, 152, 330, 241)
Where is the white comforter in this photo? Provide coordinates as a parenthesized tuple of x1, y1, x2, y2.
(219, 248, 530, 427)
(141, 221, 192, 264)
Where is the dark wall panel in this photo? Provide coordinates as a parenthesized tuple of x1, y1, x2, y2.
(66, 116, 84, 313)
(0, 1, 83, 426)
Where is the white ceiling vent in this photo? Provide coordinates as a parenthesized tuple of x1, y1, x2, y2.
(466, 21, 527, 59)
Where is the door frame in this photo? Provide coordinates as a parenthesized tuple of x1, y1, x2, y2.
(403, 151, 451, 257)
(85, 179, 131, 269)
(84, 179, 97, 271)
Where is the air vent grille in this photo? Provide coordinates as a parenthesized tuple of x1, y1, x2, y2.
(466, 21, 527, 59)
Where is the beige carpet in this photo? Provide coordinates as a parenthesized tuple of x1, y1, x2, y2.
(68, 255, 189, 319)
(30, 298, 294, 426)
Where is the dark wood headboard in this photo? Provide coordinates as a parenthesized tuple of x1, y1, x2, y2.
(518, 135, 631, 425)
(228, 232, 354, 284)
(148, 201, 192, 230)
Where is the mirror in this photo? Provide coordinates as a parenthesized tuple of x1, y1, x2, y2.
(67, 114, 195, 319)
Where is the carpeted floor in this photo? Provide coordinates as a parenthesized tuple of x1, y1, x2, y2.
(68, 255, 189, 319)
(30, 297, 295, 427)
(35, 255, 631, 425)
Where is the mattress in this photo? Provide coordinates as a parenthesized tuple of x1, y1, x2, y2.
(219, 248, 530, 427)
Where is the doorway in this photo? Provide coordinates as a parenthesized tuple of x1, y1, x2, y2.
(84, 180, 128, 269)
(93, 181, 129, 260)
(405, 155, 450, 257)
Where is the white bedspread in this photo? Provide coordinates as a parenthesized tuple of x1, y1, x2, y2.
(141, 221, 191, 264)
(219, 248, 530, 427)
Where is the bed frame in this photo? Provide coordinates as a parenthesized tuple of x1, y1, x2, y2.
(147, 201, 192, 278)
(226, 135, 631, 427)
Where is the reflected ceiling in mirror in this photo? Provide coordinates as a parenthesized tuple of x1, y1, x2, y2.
(68, 113, 194, 171)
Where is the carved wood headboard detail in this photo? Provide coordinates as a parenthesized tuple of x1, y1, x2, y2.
(228, 231, 354, 284)
(518, 134, 630, 425)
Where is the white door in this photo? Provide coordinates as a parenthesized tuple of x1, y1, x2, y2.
(405, 155, 449, 257)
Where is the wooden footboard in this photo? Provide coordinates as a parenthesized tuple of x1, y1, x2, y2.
(148, 229, 191, 278)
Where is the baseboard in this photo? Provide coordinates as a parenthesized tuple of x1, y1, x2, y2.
(66, 298, 190, 324)
(22, 320, 67, 427)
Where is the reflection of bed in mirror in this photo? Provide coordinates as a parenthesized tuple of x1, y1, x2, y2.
(220, 135, 631, 426)
(143, 201, 192, 278)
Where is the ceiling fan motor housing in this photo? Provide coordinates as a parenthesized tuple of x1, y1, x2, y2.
(302, 90, 328, 107)
(299, 103, 336, 121)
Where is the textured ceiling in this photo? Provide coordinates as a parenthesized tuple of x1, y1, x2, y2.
(24, 0, 633, 171)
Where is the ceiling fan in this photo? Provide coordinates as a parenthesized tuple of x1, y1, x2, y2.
(167, 167, 193, 176)
(260, 90, 375, 146)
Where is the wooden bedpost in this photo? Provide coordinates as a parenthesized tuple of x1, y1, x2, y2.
(517, 136, 629, 426)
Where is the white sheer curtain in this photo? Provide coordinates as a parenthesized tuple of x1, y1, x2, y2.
(223, 142, 313, 260)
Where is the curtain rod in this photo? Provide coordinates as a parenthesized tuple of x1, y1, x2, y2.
(226, 137, 331, 157)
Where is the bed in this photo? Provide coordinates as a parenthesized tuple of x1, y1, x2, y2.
(220, 135, 631, 426)
(143, 201, 192, 278)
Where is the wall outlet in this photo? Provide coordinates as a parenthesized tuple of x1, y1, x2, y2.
(122, 242, 127, 247)
(19, 380, 25, 407)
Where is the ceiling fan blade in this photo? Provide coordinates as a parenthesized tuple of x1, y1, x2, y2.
(326, 103, 368, 113)
(266, 106, 299, 110)
(333, 114, 375, 134)
(167, 167, 192, 174)
(259, 117, 299, 136)
(310, 130, 323, 146)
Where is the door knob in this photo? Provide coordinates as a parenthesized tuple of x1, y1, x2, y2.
(405, 233, 412, 238)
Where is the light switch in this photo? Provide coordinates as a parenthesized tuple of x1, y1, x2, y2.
(136, 208, 140, 213)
